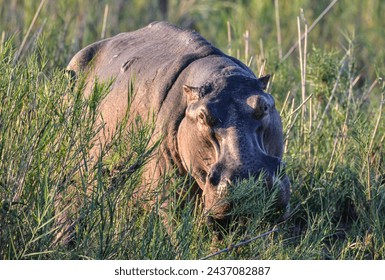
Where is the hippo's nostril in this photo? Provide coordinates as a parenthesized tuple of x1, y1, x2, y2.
(207, 171, 221, 186)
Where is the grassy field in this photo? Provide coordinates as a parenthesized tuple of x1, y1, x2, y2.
(0, 0, 384, 260)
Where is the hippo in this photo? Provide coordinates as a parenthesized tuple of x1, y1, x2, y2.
(66, 21, 290, 231)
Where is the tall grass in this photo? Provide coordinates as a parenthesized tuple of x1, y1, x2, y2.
(0, 0, 384, 259)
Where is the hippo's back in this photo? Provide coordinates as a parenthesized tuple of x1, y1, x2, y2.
(67, 22, 225, 110)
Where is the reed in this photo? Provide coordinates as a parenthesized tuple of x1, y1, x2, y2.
(0, 0, 384, 260)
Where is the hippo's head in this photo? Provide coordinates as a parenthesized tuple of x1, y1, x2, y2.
(177, 74, 290, 222)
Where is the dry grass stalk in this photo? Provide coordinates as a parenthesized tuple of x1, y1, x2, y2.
(327, 132, 341, 172)
(366, 79, 384, 199)
(297, 14, 308, 140)
(101, 4, 109, 39)
(1, 31, 5, 53)
(287, 93, 313, 119)
(284, 98, 297, 153)
(244, 30, 249, 64)
(258, 59, 266, 78)
(280, 90, 292, 116)
(227, 21, 232, 56)
(13, 0, 46, 64)
(274, 0, 282, 59)
(281, 0, 339, 63)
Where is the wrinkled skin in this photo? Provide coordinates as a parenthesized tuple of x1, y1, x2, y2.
(65, 21, 290, 230)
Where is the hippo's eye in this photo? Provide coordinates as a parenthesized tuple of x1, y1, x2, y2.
(197, 109, 216, 127)
(198, 111, 205, 122)
(197, 110, 208, 125)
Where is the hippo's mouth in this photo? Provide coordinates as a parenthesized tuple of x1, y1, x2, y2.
(203, 171, 291, 229)
(202, 180, 232, 220)
(206, 215, 232, 232)
(256, 133, 266, 153)
(204, 198, 232, 220)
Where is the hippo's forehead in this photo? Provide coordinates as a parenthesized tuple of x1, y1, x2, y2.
(202, 87, 274, 126)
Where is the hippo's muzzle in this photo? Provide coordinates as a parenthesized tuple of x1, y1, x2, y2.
(202, 159, 290, 221)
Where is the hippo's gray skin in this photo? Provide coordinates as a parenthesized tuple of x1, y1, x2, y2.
(67, 21, 290, 225)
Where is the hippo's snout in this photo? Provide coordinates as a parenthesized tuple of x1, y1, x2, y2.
(203, 160, 289, 220)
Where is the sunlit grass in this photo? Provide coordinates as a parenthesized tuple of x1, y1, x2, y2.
(0, 0, 384, 260)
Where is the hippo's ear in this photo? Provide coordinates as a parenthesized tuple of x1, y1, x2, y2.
(183, 85, 201, 103)
(258, 74, 271, 90)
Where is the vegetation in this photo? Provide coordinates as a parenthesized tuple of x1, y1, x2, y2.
(0, 0, 384, 259)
